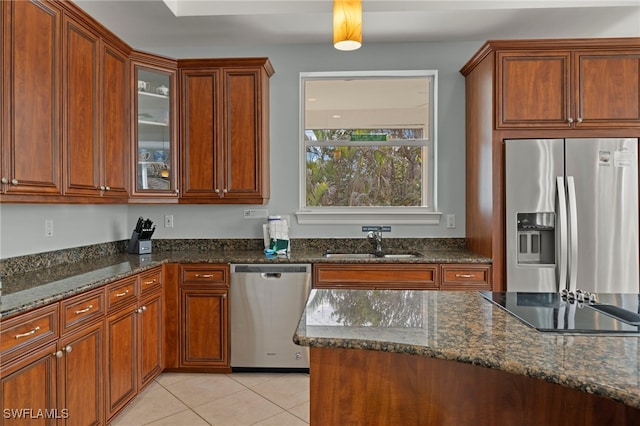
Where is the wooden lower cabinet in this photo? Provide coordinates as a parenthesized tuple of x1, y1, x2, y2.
(0, 306, 101, 426)
(178, 264, 230, 371)
(179, 288, 229, 369)
(105, 302, 138, 420)
(313, 263, 492, 290)
(138, 290, 163, 389)
(105, 268, 164, 421)
(1, 342, 59, 426)
(0, 267, 164, 425)
(57, 321, 104, 426)
(310, 347, 639, 426)
(313, 263, 439, 289)
(440, 264, 492, 290)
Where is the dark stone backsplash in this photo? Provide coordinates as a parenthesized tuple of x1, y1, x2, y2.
(0, 237, 466, 277)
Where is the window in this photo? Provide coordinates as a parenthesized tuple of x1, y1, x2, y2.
(296, 71, 439, 224)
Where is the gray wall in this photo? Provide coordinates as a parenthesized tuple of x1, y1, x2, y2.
(0, 41, 483, 259)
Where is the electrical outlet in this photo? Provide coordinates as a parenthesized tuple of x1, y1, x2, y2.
(164, 214, 174, 228)
(45, 219, 54, 237)
(446, 214, 456, 229)
(243, 209, 268, 219)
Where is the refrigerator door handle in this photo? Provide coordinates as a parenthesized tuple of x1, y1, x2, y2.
(556, 177, 568, 291)
(567, 176, 579, 292)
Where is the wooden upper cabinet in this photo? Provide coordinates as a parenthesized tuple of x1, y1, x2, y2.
(574, 50, 640, 127)
(180, 69, 220, 199)
(100, 42, 130, 197)
(497, 51, 571, 129)
(222, 68, 266, 201)
(63, 14, 100, 197)
(179, 58, 273, 204)
(63, 14, 130, 200)
(497, 45, 640, 129)
(1, 0, 62, 196)
(130, 54, 179, 201)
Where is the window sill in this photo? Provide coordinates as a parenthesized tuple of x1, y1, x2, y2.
(295, 208, 442, 225)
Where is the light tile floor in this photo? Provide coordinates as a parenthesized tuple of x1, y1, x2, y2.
(109, 372, 310, 426)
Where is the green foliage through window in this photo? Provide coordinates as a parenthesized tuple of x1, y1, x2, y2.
(305, 129, 425, 207)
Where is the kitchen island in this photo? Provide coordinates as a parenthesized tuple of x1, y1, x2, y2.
(294, 289, 640, 426)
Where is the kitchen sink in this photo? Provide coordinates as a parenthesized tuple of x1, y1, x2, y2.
(323, 252, 422, 259)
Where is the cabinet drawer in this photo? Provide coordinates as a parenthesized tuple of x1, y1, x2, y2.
(139, 267, 163, 295)
(440, 264, 492, 290)
(314, 264, 439, 289)
(106, 276, 138, 311)
(0, 304, 59, 363)
(180, 265, 228, 286)
(60, 287, 106, 334)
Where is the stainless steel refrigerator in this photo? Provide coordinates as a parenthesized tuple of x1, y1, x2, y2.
(505, 138, 639, 294)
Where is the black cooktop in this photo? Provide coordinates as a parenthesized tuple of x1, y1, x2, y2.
(480, 292, 640, 334)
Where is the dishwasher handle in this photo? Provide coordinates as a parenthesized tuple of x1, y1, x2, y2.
(231, 264, 311, 274)
(261, 273, 282, 279)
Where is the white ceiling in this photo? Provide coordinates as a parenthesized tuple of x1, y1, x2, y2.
(73, 0, 640, 52)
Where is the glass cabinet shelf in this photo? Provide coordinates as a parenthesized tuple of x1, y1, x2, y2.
(135, 67, 175, 194)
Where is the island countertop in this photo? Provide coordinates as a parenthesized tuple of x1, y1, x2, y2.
(293, 289, 640, 410)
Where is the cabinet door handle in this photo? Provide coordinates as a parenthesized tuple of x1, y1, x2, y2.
(11, 178, 18, 185)
(15, 326, 40, 339)
(74, 305, 94, 314)
(576, 117, 583, 123)
(105, 186, 111, 191)
(195, 274, 213, 278)
(53, 345, 72, 358)
(115, 290, 129, 297)
(1, 177, 7, 184)
(455, 274, 474, 278)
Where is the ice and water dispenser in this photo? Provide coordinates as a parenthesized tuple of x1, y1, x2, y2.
(516, 213, 555, 265)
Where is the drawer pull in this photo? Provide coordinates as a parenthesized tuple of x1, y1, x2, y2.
(195, 274, 213, 278)
(74, 305, 94, 314)
(15, 326, 41, 339)
(115, 290, 129, 297)
(143, 279, 157, 285)
(455, 274, 475, 278)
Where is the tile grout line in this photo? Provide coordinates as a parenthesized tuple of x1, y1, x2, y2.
(113, 373, 309, 426)
(226, 373, 310, 425)
(142, 378, 214, 426)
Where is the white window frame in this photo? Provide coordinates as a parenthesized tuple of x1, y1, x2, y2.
(296, 70, 441, 225)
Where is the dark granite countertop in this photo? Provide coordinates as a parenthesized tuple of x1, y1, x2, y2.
(0, 245, 490, 319)
(293, 289, 640, 410)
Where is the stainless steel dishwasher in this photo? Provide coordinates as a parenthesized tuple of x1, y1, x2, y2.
(230, 264, 311, 371)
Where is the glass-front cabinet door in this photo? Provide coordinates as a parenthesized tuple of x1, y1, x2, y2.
(132, 61, 178, 200)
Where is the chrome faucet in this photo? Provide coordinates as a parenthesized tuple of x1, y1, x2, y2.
(367, 228, 384, 256)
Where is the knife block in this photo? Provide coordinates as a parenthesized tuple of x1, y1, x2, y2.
(128, 231, 152, 255)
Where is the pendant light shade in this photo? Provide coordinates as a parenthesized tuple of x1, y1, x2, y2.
(333, 0, 362, 51)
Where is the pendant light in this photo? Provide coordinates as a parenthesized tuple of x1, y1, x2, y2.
(333, 0, 362, 51)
